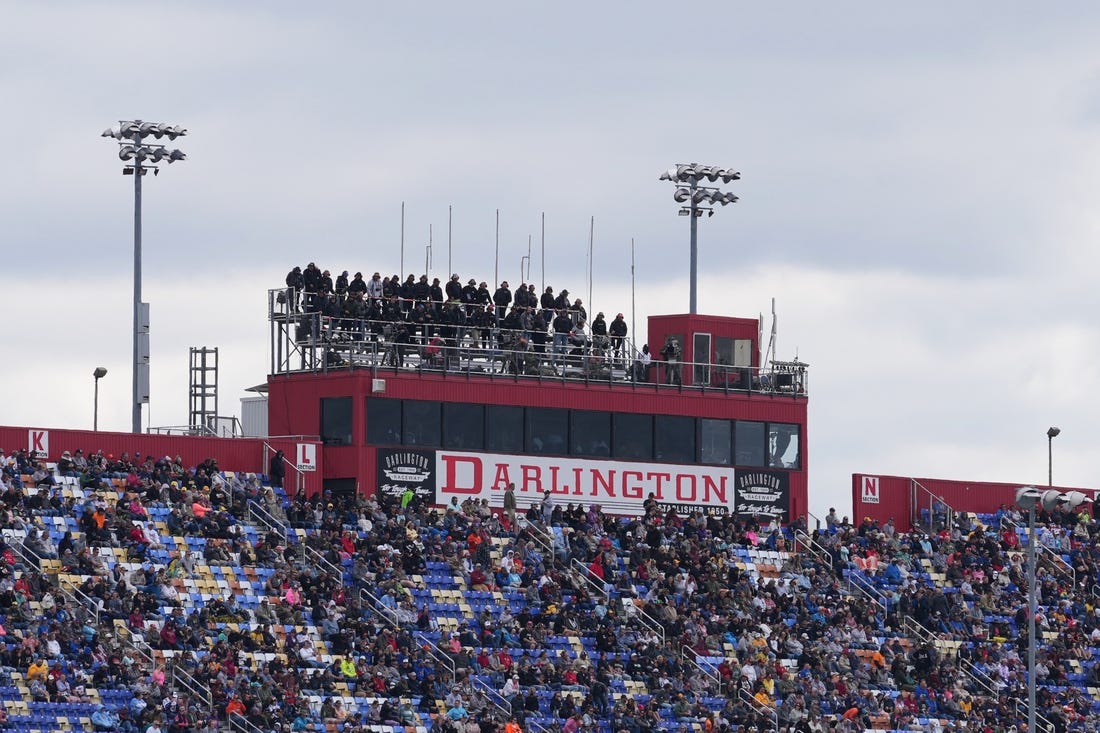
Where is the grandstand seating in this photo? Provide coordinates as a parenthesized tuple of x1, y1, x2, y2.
(0, 447, 1096, 733)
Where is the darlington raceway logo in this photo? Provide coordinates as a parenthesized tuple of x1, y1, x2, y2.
(378, 450, 434, 497)
(734, 471, 789, 519)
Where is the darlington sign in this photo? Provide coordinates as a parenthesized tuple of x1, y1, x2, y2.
(435, 450, 783, 517)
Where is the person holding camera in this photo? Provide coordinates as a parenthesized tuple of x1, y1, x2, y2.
(661, 336, 682, 386)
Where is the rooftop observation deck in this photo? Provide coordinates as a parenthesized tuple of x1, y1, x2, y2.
(267, 287, 809, 399)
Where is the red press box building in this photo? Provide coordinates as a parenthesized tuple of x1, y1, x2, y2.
(2, 305, 808, 520)
(851, 473, 1099, 532)
(264, 299, 810, 520)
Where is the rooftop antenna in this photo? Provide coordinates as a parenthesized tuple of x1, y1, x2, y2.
(587, 216, 594, 321)
(425, 224, 433, 278)
(447, 205, 453, 278)
(631, 238, 636, 357)
(520, 234, 531, 284)
(764, 297, 777, 364)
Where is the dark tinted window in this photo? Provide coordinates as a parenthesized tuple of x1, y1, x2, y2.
(366, 398, 401, 445)
(320, 397, 353, 446)
(699, 418, 732, 465)
(571, 410, 611, 457)
(526, 407, 569, 455)
(443, 403, 485, 450)
(402, 400, 441, 447)
(654, 415, 695, 463)
(486, 405, 524, 453)
(613, 413, 653, 460)
(769, 422, 801, 469)
(735, 420, 766, 466)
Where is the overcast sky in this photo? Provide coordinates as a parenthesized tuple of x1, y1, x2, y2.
(3, 2, 1100, 519)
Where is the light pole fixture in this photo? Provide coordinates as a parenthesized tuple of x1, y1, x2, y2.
(92, 367, 108, 432)
(1046, 426, 1060, 487)
(102, 120, 187, 433)
(659, 164, 740, 314)
(1015, 486, 1090, 733)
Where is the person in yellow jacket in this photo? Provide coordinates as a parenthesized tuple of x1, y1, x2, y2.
(339, 656, 357, 679)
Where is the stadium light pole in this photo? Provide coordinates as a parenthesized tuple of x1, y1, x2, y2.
(1047, 426, 1060, 487)
(102, 120, 187, 433)
(92, 367, 108, 432)
(1016, 486, 1090, 733)
(659, 164, 740, 314)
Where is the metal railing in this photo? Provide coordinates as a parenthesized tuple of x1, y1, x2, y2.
(56, 577, 101, 627)
(524, 521, 557, 567)
(228, 712, 266, 733)
(414, 630, 458, 680)
(571, 558, 610, 601)
(1001, 516, 1077, 587)
(1012, 700, 1054, 733)
(623, 597, 665, 645)
(149, 416, 244, 438)
(912, 479, 955, 533)
(268, 292, 810, 397)
(248, 498, 290, 544)
(471, 675, 512, 720)
(793, 530, 831, 566)
(738, 687, 778, 733)
(681, 645, 720, 687)
(846, 570, 889, 627)
(359, 586, 403, 629)
(301, 545, 344, 584)
(263, 441, 307, 499)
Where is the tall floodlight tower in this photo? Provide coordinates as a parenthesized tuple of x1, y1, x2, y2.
(102, 120, 187, 432)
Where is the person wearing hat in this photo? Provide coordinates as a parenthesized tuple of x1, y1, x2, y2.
(285, 265, 304, 311)
(609, 313, 628, 364)
(334, 270, 350, 300)
(301, 262, 323, 310)
(446, 273, 464, 301)
(591, 312, 608, 353)
(347, 271, 367, 299)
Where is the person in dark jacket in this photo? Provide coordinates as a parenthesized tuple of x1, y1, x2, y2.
(493, 282, 512, 322)
(335, 271, 350, 301)
(552, 310, 573, 364)
(609, 313, 628, 364)
(302, 263, 323, 311)
(446, 274, 463, 302)
(269, 450, 286, 490)
(285, 267, 304, 312)
(347, 272, 367, 298)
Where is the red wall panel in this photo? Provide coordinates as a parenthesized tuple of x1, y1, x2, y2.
(852, 473, 1098, 533)
(0, 426, 323, 496)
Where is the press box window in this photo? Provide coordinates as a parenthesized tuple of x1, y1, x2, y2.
(486, 405, 524, 453)
(735, 420, 766, 466)
(571, 410, 611, 457)
(443, 403, 485, 450)
(699, 418, 732, 465)
(613, 413, 653, 460)
(320, 397, 353, 446)
(526, 407, 569, 455)
(769, 422, 801, 469)
(366, 398, 402, 446)
(403, 400, 441, 447)
(655, 415, 695, 463)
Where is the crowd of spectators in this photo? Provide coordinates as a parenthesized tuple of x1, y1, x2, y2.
(283, 264, 634, 373)
(3, 440, 1100, 733)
